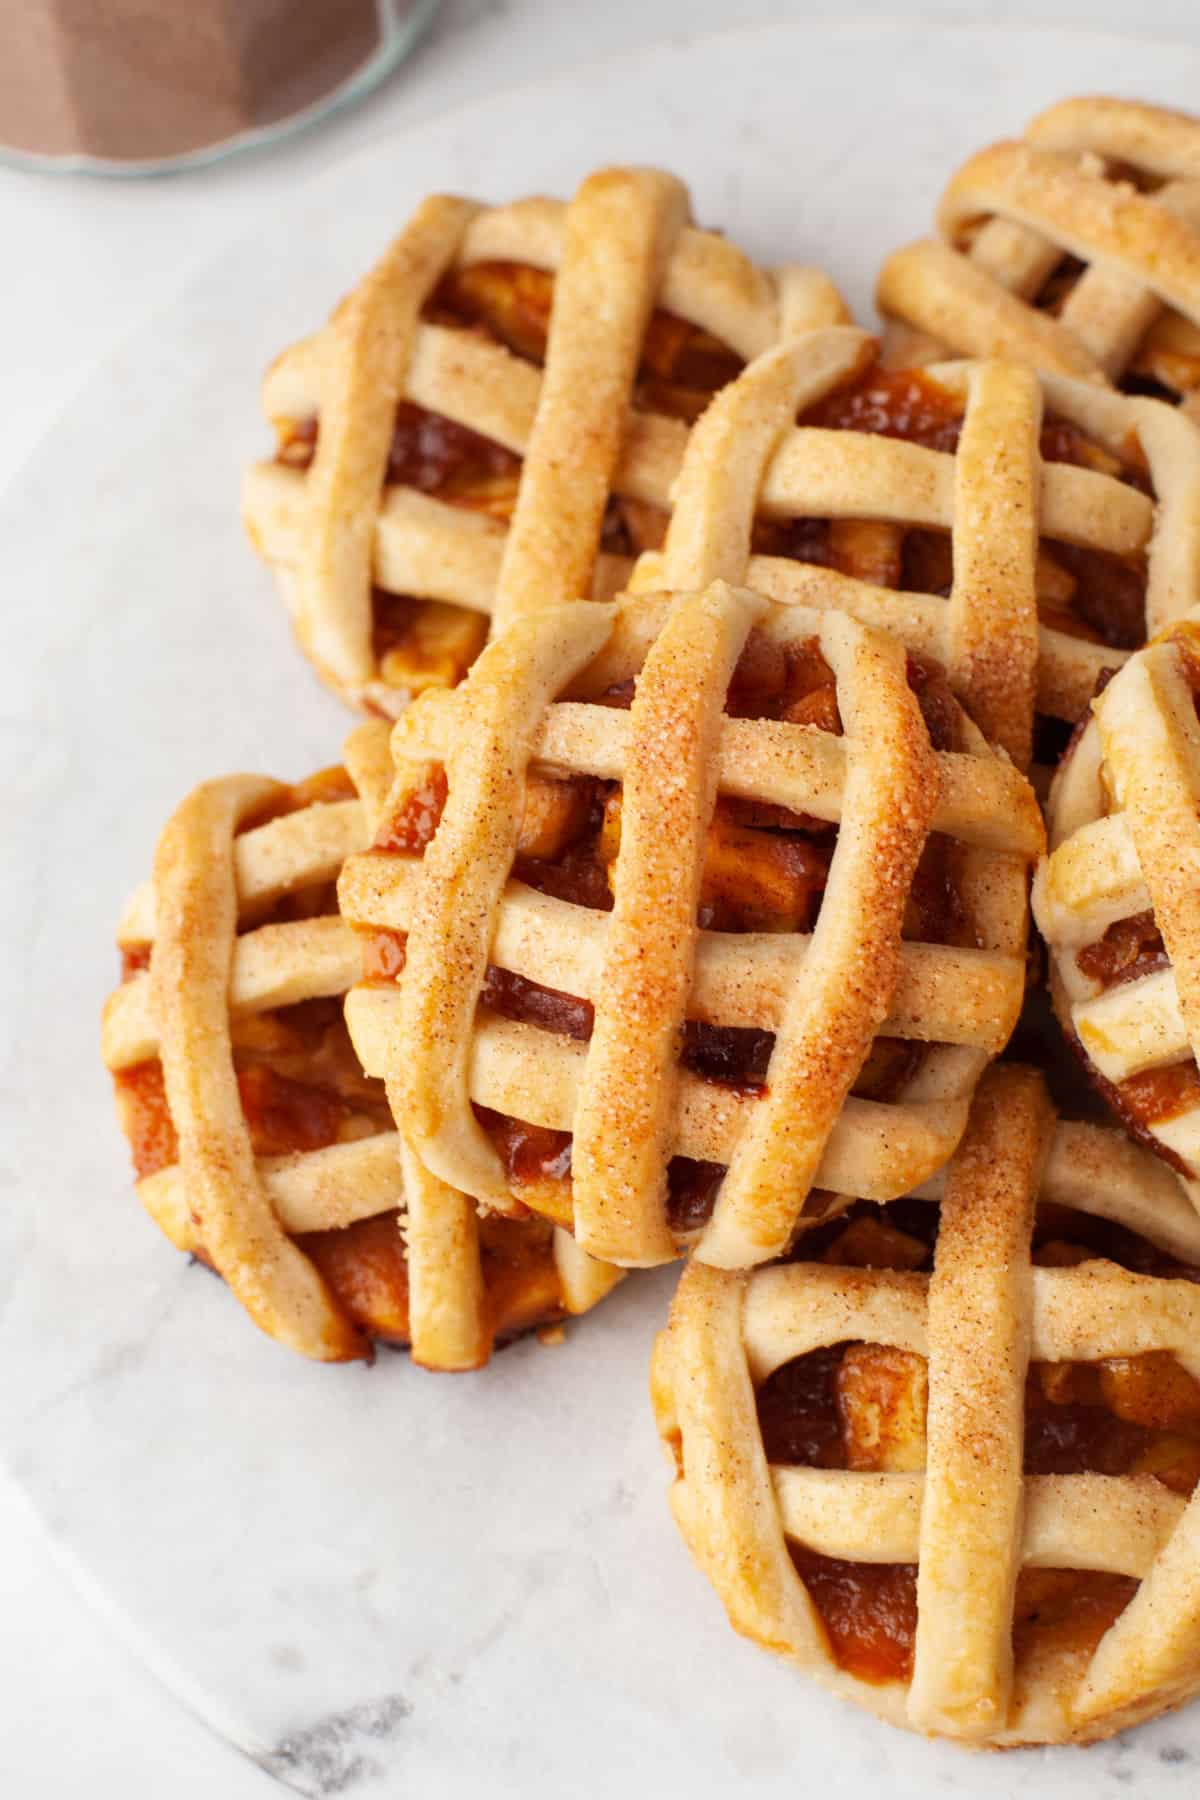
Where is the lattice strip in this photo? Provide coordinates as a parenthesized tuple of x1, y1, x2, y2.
(741, 1262, 1200, 1382)
(1133, 412, 1200, 638)
(117, 798, 367, 948)
(909, 1066, 1051, 1738)
(1036, 813, 1145, 949)
(104, 915, 361, 1069)
(758, 425, 1145, 549)
(878, 237, 1106, 383)
(262, 318, 689, 498)
(399, 1136, 490, 1373)
(1078, 1477, 1200, 1729)
(1071, 970, 1186, 1087)
(386, 603, 614, 1208)
(701, 615, 938, 1267)
(491, 168, 688, 628)
(342, 718, 399, 836)
(1094, 635, 1200, 1072)
(724, 555, 1118, 725)
(946, 362, 1041, 770)
(244, 472, 634, 631)
(1040, 1117, 1200, 1261)
(1035, 615, 1200, 1184)
(142, 1134, 406, 1249)
(1037, 621, 1200, 1154)
(299, 196, 479, 691)
(150, 777, 360, 1360)
(570, 584, 763, 1264)
(772, 1470, 1184, 1576)
(456, 194, 789, 361)
(1028, 96, 1200, 180)
(337, 858, 1020, 1053)
(400, 675, 1042, 854)
(656, 1260, 827, 1665)
(1060, 633, 1200, 1157)
(1057, 260, 1163, 381)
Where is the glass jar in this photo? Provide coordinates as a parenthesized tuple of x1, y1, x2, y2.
(0, 0, 441, 175)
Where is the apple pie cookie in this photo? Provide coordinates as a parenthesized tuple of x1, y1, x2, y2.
(631, 323, 1200, 763)
(652, 1065, 1200, 1745)
(878, 97, 1200, 412)
(100, 722, 620, 1367)
(338, 546, 1041, 1296)
(242, 165, 845, 714)
(1035, 611, 1200, 1194)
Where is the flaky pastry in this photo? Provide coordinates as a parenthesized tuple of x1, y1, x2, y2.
(243, 165, 845, 714)
(633, 326, 1200, 760)
(1035, 609, 1200, 1195)
(101, 724, 620, 1367)
(338, 402, 1042, 1297)
(879, 97, 1200, 415)
(653, 1065, 1200, 1745)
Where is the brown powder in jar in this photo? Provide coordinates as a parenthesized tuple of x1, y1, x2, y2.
(0, 0, 386, 161)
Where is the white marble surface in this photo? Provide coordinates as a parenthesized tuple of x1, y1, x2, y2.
(7, 6, 1200, 1795)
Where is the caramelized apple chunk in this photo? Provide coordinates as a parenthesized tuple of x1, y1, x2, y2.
(837, 1345, 929, 1472)
(518, 773, 597, 861)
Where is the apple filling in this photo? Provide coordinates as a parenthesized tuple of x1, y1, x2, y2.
(756, 1204, 1200, 1685)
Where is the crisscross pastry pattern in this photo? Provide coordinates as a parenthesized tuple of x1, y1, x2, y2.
(1035, 609, 1200, 1193)
(339, 562, 1041, 1287)
(878, 97, 1200, 415)
(100, 722, 620, 1367)
(632, 324, 1200, 755)
(243, 165, 845, 714)
(652, 1065, 1200, 1745)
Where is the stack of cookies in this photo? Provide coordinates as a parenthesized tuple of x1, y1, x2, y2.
(103, 97, 1200, 1748)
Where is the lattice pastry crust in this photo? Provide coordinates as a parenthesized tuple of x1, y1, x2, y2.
(1035, 609, 1200, 1194)
(632, 325, 1200, 755)
(652, 1065, 1200, 1745)
(242, 165, 845, 715)
(878, 97, 1200, 414)
(339, 552, 1041, 1294)
(100, 722, 620, 1368)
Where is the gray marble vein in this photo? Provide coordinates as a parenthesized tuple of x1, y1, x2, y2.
(259, 1696, 412, 1796)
